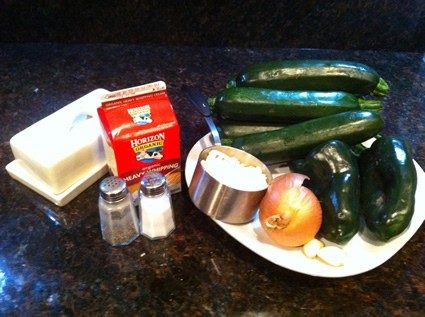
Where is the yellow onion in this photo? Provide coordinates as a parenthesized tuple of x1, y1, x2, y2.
(259, 173, 322, 248)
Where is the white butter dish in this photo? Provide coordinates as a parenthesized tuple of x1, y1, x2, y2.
(6, 89, 110, 205)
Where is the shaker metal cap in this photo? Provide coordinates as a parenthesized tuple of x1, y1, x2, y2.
(99, 176, 128, 202)
(140, 171, 166, 197)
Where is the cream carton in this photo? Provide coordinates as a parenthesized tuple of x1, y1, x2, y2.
(97, 81, 181, 194)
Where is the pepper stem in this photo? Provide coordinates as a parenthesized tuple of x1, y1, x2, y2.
(351, 143, 368, 157)
(351, 133, 384, 156)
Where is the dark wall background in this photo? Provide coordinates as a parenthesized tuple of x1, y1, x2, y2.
(1, 0, 424, 52)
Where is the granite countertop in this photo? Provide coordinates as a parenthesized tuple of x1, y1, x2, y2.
(1, 44, 424, 316)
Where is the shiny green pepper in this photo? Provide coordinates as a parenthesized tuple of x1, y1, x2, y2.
(358, 135, 417, 241)
(290, 140, 360, 244)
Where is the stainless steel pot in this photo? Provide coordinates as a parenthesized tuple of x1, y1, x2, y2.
(188, 145, 272, 224)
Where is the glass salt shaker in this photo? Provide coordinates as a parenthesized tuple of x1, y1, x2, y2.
(98, 176, 140, 246)
(139, 171, 175, 240)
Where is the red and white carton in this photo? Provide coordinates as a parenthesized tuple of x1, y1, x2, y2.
(97, 81, 181, 194)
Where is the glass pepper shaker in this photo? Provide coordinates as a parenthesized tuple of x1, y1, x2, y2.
(139, 171, 175, 240)
(98, 176, 140, 246)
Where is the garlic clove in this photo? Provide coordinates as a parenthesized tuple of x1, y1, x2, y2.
(317, 246, 346, 267)
(303, 238, 324, 259)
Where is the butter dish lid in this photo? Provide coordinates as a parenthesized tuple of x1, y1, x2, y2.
(10, 88, 109, 166)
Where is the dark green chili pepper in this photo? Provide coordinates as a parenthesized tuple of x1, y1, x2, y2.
(290, 140, 360, 244)
(358, 135, 417, 241)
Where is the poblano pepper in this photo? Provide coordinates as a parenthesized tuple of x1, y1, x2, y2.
(289, 140, 360, 244)
(358, 135, 417, 241)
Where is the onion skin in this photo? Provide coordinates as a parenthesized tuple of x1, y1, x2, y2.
(259, 173, 322, 248)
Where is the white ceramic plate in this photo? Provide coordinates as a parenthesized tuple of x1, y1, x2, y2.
(185, 134, 425, 277)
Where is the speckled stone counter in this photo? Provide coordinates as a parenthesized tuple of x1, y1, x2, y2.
(1, 1, 424, 52)
(1, 44, 424, 316)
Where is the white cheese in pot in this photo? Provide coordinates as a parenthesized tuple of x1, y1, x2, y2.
(201, 149, 268, 191)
